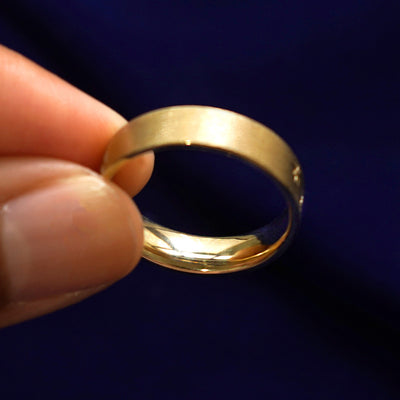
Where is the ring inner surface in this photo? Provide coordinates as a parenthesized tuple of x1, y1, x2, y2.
(134, 147, 290, 273)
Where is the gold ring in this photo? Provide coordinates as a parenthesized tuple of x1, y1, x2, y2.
(101, 106, 304, 274)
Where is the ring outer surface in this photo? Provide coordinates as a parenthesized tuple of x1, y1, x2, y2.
(101, 106, 304, 274)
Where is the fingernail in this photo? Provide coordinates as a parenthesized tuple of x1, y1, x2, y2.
(1, 174, 142, 302)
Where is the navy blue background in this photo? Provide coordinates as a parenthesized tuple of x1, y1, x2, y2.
(0, 0, 399, 398)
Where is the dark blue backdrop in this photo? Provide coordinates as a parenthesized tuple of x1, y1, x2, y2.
(1, 0, 399, 398)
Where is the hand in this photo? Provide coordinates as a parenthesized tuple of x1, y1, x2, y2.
(0, 45, 154, 328)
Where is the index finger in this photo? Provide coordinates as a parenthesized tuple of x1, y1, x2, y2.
(0, 45, 153, 195)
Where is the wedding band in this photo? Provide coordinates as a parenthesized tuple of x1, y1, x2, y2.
(101, 106, 304, 274)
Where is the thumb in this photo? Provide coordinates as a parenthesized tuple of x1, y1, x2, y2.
(0, 157, 143, 328)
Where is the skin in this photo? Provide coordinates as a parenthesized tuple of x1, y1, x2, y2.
(0, 45, 154, 328)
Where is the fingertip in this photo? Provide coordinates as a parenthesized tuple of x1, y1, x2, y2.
(111, 151, 155, 197)
(108, 179, 144, 272)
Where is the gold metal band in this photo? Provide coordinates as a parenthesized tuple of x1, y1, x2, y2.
(101, 106, 304, 274)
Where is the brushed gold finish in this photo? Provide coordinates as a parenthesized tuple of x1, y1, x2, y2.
(101, 106, 304, 274)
